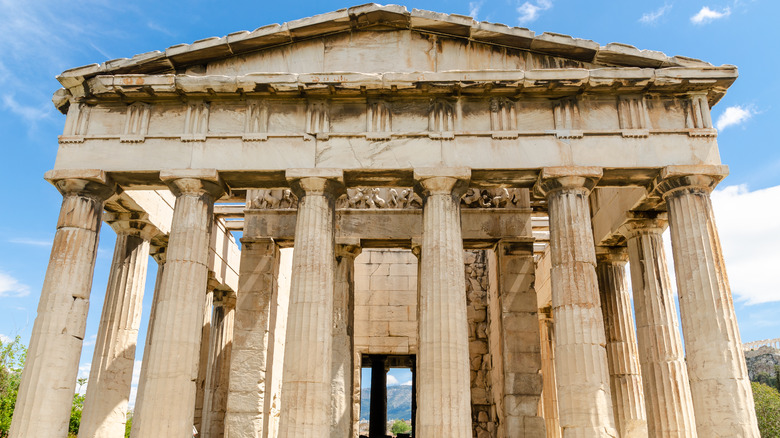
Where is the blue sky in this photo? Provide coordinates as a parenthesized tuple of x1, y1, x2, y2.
(1, 0, 778, 404)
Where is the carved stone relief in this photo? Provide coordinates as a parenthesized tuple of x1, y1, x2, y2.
(248, 189, 298, 209)
(366, 101, 392, 140)
(336, 188, 422, 209)
(461, 188, 527, 209)
(490, 97, 518, 139)
(428, 99, 455, 139)
(685, 93, 715, 136)
(61, 103, 91, 142)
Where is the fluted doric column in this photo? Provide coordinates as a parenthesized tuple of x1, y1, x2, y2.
(656, 166, 759, 437)
(278, 169, 343, 438)
(201, 290, 236, 438)
(10, 170, 114, 438)
(332, 243, 360, 437)
(131, 169, 225, 438)
(621, 218, 697, 437)
(595, 247, 647, 438)
(79, 214, 157, 438)
(131, 244, 165, 429)
(538, 308, 561, 438)
(414, 168, 472, 438)
(533, 167, 616, 438)
(224, 237, 281, 438)
(194, 290, 214, 432)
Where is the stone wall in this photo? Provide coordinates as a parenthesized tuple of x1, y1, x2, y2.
(353, 249, 418, 356)
(465, 250, 498, 438)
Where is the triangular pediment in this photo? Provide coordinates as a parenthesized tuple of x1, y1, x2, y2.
(58, 4, 722, 81)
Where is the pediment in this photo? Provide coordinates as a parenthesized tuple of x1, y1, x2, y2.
(58, 4, 725, 82)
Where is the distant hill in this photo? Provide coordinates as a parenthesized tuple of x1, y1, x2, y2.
(360, 385, 412, 421)
(746, 345, 780, 388)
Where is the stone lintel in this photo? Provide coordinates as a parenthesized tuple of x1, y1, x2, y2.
(44, 168, 115, 199)
(413, 167, 471, 198)
(533, 166, 602, 197)
(244, 208, 531, 247)
(496, 239, 535, 256)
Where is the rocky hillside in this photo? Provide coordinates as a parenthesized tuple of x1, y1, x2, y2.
(360, 385, 413, 421)
(746, 346, 780, 383)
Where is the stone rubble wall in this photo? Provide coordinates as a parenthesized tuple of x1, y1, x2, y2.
(465, 250, 498, 438)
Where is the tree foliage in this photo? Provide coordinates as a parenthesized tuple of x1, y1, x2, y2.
(390, 419, 412, 435)
(68, 378, 87, 437)
(752, 381, 780, 437)
(0, 336, 26, 437)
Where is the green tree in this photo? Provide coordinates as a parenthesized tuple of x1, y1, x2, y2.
(124, 411, 132, 438)
(390, 419, 411, 435)
(752, 381, 780, 437)
(68, 378, 87, 438)
(0, 335, 26, 437)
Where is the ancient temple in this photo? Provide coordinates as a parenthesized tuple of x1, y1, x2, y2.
(10, 5, 758, 438)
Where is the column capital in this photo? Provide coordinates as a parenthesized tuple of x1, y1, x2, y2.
(413, 167, 470, 198)
(285, 168, 344, 198)
(104, 212, 160, 241)
(150, 244, 167, 265)
(653, 165, 728, 199)
(335, 241, 362, 259)
(212, 289, 237, 310)
(160, 169, 226, 199)
(617, 214, 668, 239)
(533, 166, 602, 198)
(595, 246, 628, 264)
(45, 169, 116, 200)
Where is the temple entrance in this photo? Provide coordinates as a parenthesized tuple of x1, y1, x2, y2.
(360, 355, 416, 438)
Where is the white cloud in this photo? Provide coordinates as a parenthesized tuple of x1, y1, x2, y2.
(716, 105, 754, 130)
(2, 94, 52, 123)
(709, 184, 780, 305)
(0, 334, 11, 343)
(517, 0, 552, 24)
(401, 380, 413, 386)
(639, 4, 672, 24)
(9, 237, 51, 247)
(691, 6, 731, 24)
(469, 1, 484, 20)
(83, 334, 97, 347)
(0, 272, 30, 298)
(128, 360, 142, 408)
(387, 374, 399, 386)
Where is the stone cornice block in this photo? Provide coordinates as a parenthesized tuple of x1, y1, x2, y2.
(287, 8, 351, 39)
(595, 43, 668, 68)
(530, 32, 599, 62)
(226, 24, 291, 54)
(410, 8, 475, 37)
(165, 36, 232, 67)
(470, 21, 534, 49)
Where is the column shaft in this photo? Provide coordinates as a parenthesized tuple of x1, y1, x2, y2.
(194, 291, 214, 432)
(332, 245, 359, 437)
(660, 173, 759, 436)
(224, 238, 280, 438)
(201, 292, 235, 438)
(369, 355, 388, 438)
(415, 170, 472, 438)
(131, 173, 224, 437)
(624, 222, 696, 437)
(131, 249, 165, 428)
(10, 175, 113, 438)
(79, 221, 152, 438)
(538, 310, 561, 438)
(278, 173, 341, 438)
(595, 249, 647, 438)
(536, 169, 616, 437)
